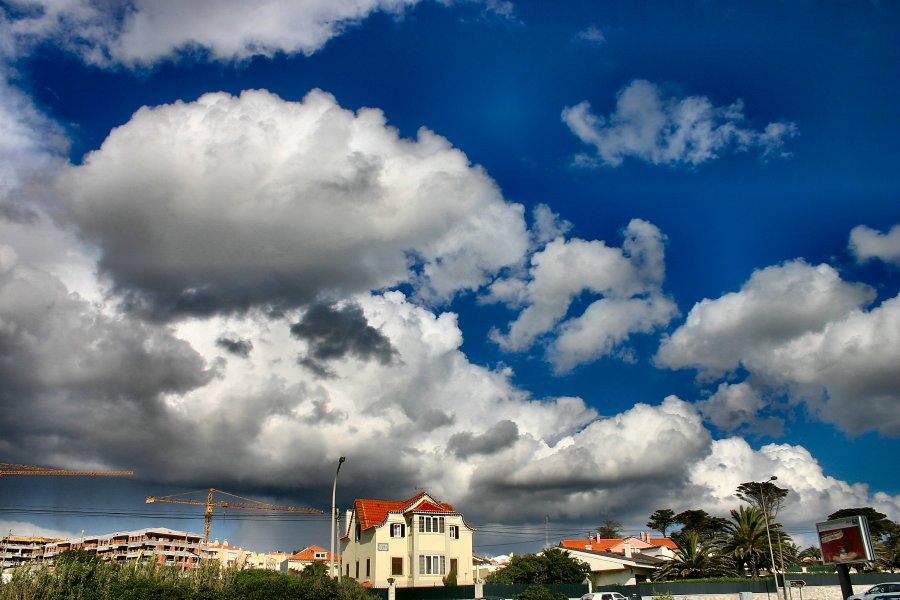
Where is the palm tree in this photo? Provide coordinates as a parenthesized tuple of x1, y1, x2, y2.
(721, 506, 771, 577)
(653, 532, 736, 581)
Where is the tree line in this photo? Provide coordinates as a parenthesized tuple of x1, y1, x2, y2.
(486, 481, 898, 588)
(644, 482, 899, 580)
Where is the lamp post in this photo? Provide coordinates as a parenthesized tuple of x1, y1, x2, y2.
(759, 476, 784, 600)
(330, 456, 346, 579)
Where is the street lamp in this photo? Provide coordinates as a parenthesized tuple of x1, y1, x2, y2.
(759, 476, 784, 600)
(330, 456, 346, 580)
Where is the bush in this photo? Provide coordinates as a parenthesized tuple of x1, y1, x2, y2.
(513, 585, 568, 600)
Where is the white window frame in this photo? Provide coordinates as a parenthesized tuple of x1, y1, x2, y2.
(391, 523, 406, 538)
(418, 515, 445, 533)
(449, 525, 459, 539)
(419, 554, 446, 575)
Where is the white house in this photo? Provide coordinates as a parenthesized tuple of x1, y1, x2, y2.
(559, 537, 668, 585)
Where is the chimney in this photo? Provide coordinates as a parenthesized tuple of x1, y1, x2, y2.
(623, 542, 632, 558)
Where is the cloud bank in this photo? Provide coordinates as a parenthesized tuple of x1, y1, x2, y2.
(2, 0, 421, 65)
(657, 260, 900, 436)
(58, 89, 528, 318)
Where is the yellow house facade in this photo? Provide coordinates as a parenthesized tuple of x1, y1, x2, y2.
(340, 491, 474, 588)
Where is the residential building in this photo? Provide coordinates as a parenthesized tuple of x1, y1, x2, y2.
(9, 528, 203, 569)
(286, 545, 333, 575)
(473, 553, 510, 583)
(245, 550, 290, 572)
(340, 491, 475, 588)
(559, 534, 671, 585)
(207, 539, 247, 569)
(1, 536, 63, 569)
(565, 532, 676, 560)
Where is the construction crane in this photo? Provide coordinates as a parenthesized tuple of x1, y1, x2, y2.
(1, 463, 134, 477)
(146, 488, 323, 545)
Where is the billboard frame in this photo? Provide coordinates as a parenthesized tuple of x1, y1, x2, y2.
(816, 516, 875, 565)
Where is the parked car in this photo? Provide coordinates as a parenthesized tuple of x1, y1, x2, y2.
(581, 593, 628, 600)
(849, 583, 900, 600)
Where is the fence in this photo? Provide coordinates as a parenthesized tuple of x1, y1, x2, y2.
(367, 582, 589, 599)
(633, 573, 900, 598)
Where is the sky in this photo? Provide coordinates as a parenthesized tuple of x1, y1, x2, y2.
(0, 0, 898, 556)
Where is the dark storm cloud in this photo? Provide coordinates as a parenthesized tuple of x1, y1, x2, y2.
(447, 420, 519, 458)
(0, 202, 39, 225)
(216, 335, 253, 358)
(297, 356, 335, 379)
(0, 263, 215, 471)
(290, 302, 397, 365)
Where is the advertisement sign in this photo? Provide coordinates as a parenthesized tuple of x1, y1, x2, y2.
(816, 516, 875, 565)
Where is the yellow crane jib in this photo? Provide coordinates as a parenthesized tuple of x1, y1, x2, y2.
(145, 487, 323, 545)
(0, 463, 134, 477)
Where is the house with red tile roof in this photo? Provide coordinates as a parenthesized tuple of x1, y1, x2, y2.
(561, 531, 676, 560)
(558, 532, 675, 586)
(340, 491, 474, 588)
(286, 545, 334, 574)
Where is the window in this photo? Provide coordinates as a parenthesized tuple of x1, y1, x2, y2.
(449, 525, 459, 539)
(346, 564, 350, 577)
(392, 557, 403, 576)
(450, 558, 458, 576)
(314, 552, 326, 559)
(391, 523, 406, 538)
(419, 554, 445, 575)
(355, 560, 359, 579)
(366, 558, 371, 577)
(418, 516, 445, 533)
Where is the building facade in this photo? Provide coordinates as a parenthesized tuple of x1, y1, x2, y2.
(340, 491, 474, 588)
(4, 528, 204, 569)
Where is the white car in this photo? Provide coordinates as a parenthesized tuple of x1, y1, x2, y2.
(581, 593, 628, 600)
(849, 583, 900, 600)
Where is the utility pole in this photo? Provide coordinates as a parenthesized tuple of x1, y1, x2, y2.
(330, 456, 346, 579)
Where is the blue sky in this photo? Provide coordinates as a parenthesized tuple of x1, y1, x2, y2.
(0, 0, 897, 554)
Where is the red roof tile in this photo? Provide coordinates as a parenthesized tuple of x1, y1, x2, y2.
(560, 536, 676, 552)
(288, 545, 331, 561)
(352, 491, 456, 531)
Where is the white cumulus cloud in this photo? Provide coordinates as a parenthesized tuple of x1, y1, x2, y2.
(658, 259, 900, 436)
(562, 79, 799, 168)
(850, 223, 900, 266)
(57, 88, 528, 318)
(2, 0, 420, 65)
(691, 438, 900, 531)
(489, 219, 676, 372)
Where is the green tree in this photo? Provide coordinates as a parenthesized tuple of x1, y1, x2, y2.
(596, 519, 623, 539)
(828, 507, 900, 571)
(672, 510, 729, 543)
(876, 521, 900, 572)
(721, 505, 772, 576)
(828, 507, 893, 539)
(653, 532, 737, 581)
(301, 561, 329, 578)
(647, 509, 677, 537)
(736, 481, 788, 518)
(486, 548, 590, 584)
(798, 545, 822, 564)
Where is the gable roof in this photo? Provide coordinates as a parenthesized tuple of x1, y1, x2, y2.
(560, 535, 677, 552)
(560, 544, 668, 568)
(353, 491, 456, 531)
(288, 545, 332, 561)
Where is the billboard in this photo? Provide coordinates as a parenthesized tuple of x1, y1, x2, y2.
(816, 516, 875, 565)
